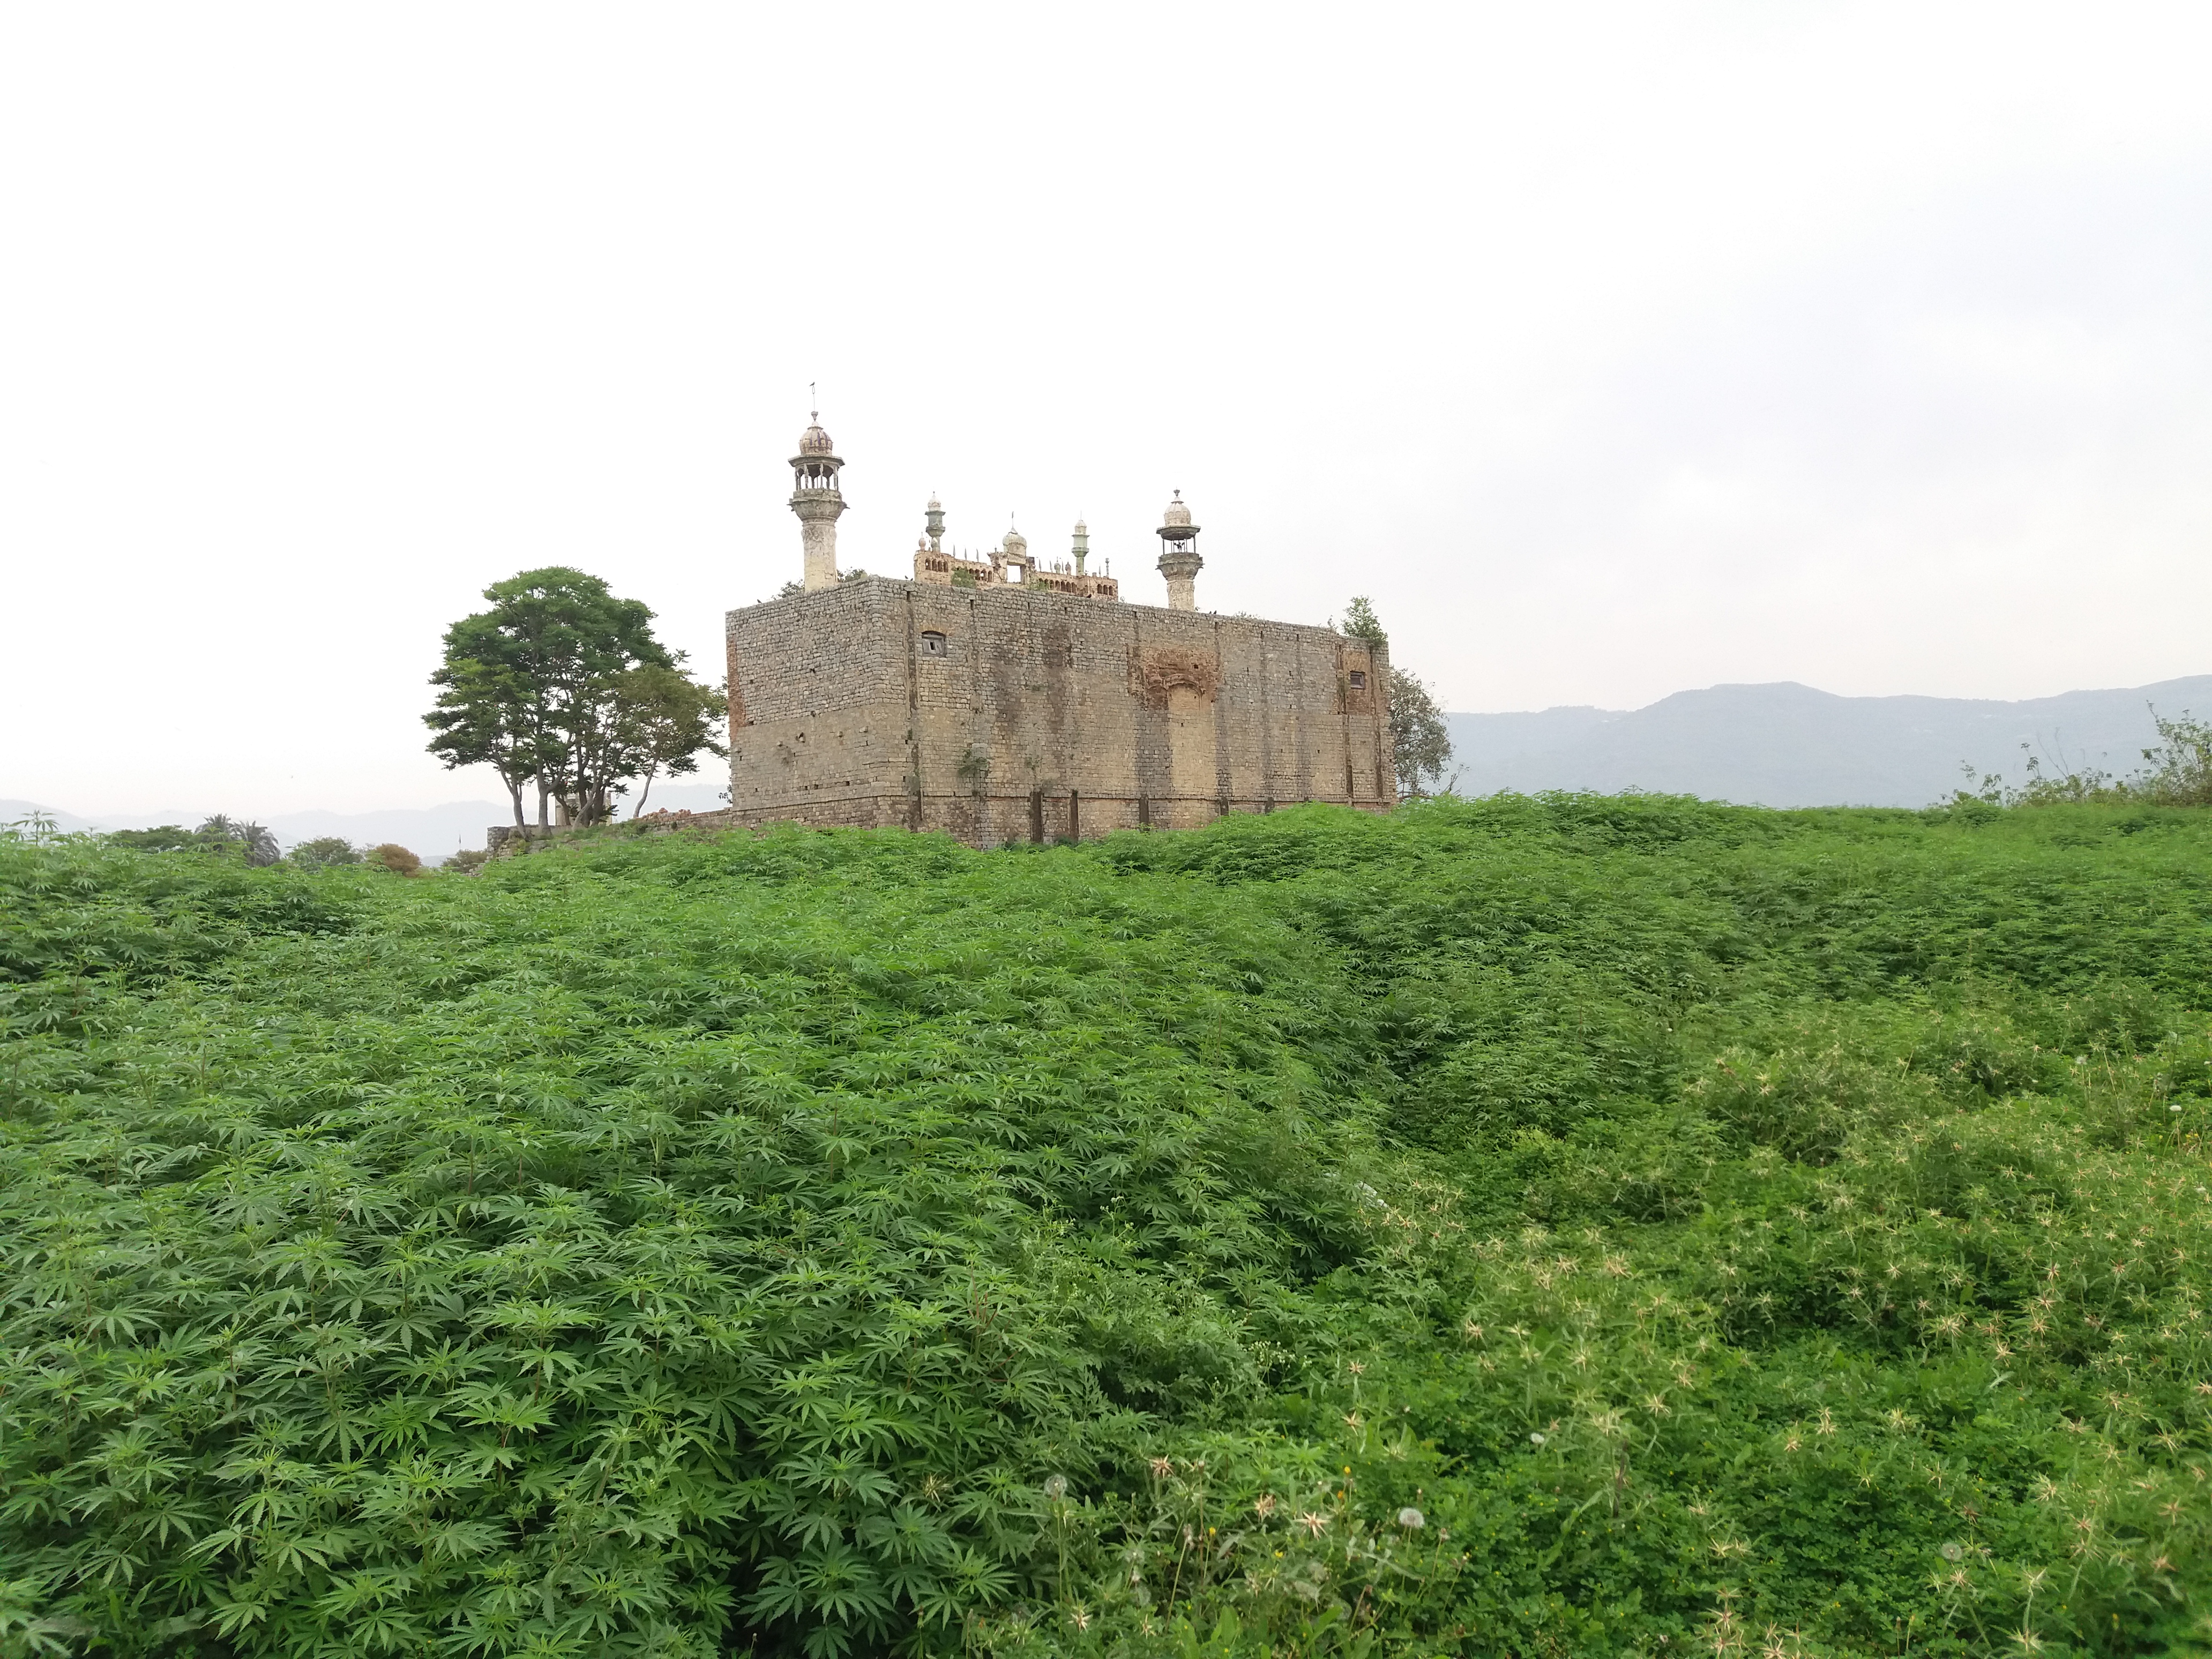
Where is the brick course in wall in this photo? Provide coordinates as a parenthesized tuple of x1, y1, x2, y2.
(722, 578, 1394, 846)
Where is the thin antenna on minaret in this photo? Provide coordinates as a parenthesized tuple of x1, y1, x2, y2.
(810, 382, 817, 422)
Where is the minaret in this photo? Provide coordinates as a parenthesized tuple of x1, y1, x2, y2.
(925, 495, 945, 554)
(1156, 490, 1202, 610)
(789, 405, 845, 592)
(1071, 517, 1089, 576)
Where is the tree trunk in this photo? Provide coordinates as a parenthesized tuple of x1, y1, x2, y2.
(504, 775, 526, 828)
(632, 765, 659, 819)
(536, 779, 551, 829)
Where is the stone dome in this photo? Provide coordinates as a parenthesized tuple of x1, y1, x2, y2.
(798, 423, 835, 457)
(1003, 525, 1029, 555)
(1161, 491, 1193, 528)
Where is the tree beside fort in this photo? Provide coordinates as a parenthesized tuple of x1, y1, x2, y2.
(612, 662, 728, 817)
(425, 567, 723, 827)
(1342, 595, 1453, 796)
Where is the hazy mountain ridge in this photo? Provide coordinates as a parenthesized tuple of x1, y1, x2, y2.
(1446, 675, 2212, 808)
(12, 677, 2208, 846)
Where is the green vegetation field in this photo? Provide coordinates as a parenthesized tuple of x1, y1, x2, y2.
(7, 797, 2212, 1657)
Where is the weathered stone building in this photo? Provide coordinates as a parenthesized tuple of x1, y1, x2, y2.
(721, 416, 1394, 845)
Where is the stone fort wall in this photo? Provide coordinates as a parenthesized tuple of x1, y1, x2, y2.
(722, 578, 1394, 845)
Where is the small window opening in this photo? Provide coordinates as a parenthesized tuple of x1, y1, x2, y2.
(1349, 669, 1367, 690)
(920, 631, 947, 657)
(1006, 563, 1024, 584)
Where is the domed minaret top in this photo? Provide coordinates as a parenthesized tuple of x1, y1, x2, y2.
(1155, 490, 1202, 610)
(1000, 521, 1032, 583)
(1071, 516, 1090, 576)
(789, 395, 846, 592)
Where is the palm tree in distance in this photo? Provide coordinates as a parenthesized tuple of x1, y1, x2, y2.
(196, 815, 281, 867)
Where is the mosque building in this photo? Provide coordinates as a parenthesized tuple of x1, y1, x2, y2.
(722, 413, 1394, 845)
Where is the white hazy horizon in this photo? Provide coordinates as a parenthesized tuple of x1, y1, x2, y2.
(6, 5, 2212, 815)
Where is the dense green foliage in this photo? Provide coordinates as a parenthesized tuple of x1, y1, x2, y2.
(424, 567, 719, 829)
(105, 818, 280, 868)
(6, 798, 2212, 1656)
(1961, 709, 2212, 808)
(286, 839, 363, 872)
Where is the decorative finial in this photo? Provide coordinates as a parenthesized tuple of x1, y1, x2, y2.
(810, 381, 817, 423)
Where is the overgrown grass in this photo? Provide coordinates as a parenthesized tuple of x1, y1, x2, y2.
(5, 798, 2212, 1656)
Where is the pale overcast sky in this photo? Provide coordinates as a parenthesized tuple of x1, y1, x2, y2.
(5, 4, 2210, 814)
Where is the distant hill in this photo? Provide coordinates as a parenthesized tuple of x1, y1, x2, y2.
(1445, 676, 2212, 808)
(16, 680, 2209, 845)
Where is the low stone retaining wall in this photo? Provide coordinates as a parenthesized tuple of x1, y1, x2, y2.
(485, 809, 743, 859)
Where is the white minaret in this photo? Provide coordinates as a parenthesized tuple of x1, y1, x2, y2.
(790, 405, 845, 592)
(1156, 490, 1202, 610)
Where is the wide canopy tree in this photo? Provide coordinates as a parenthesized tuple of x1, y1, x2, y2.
(425, 567, 716, 827)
